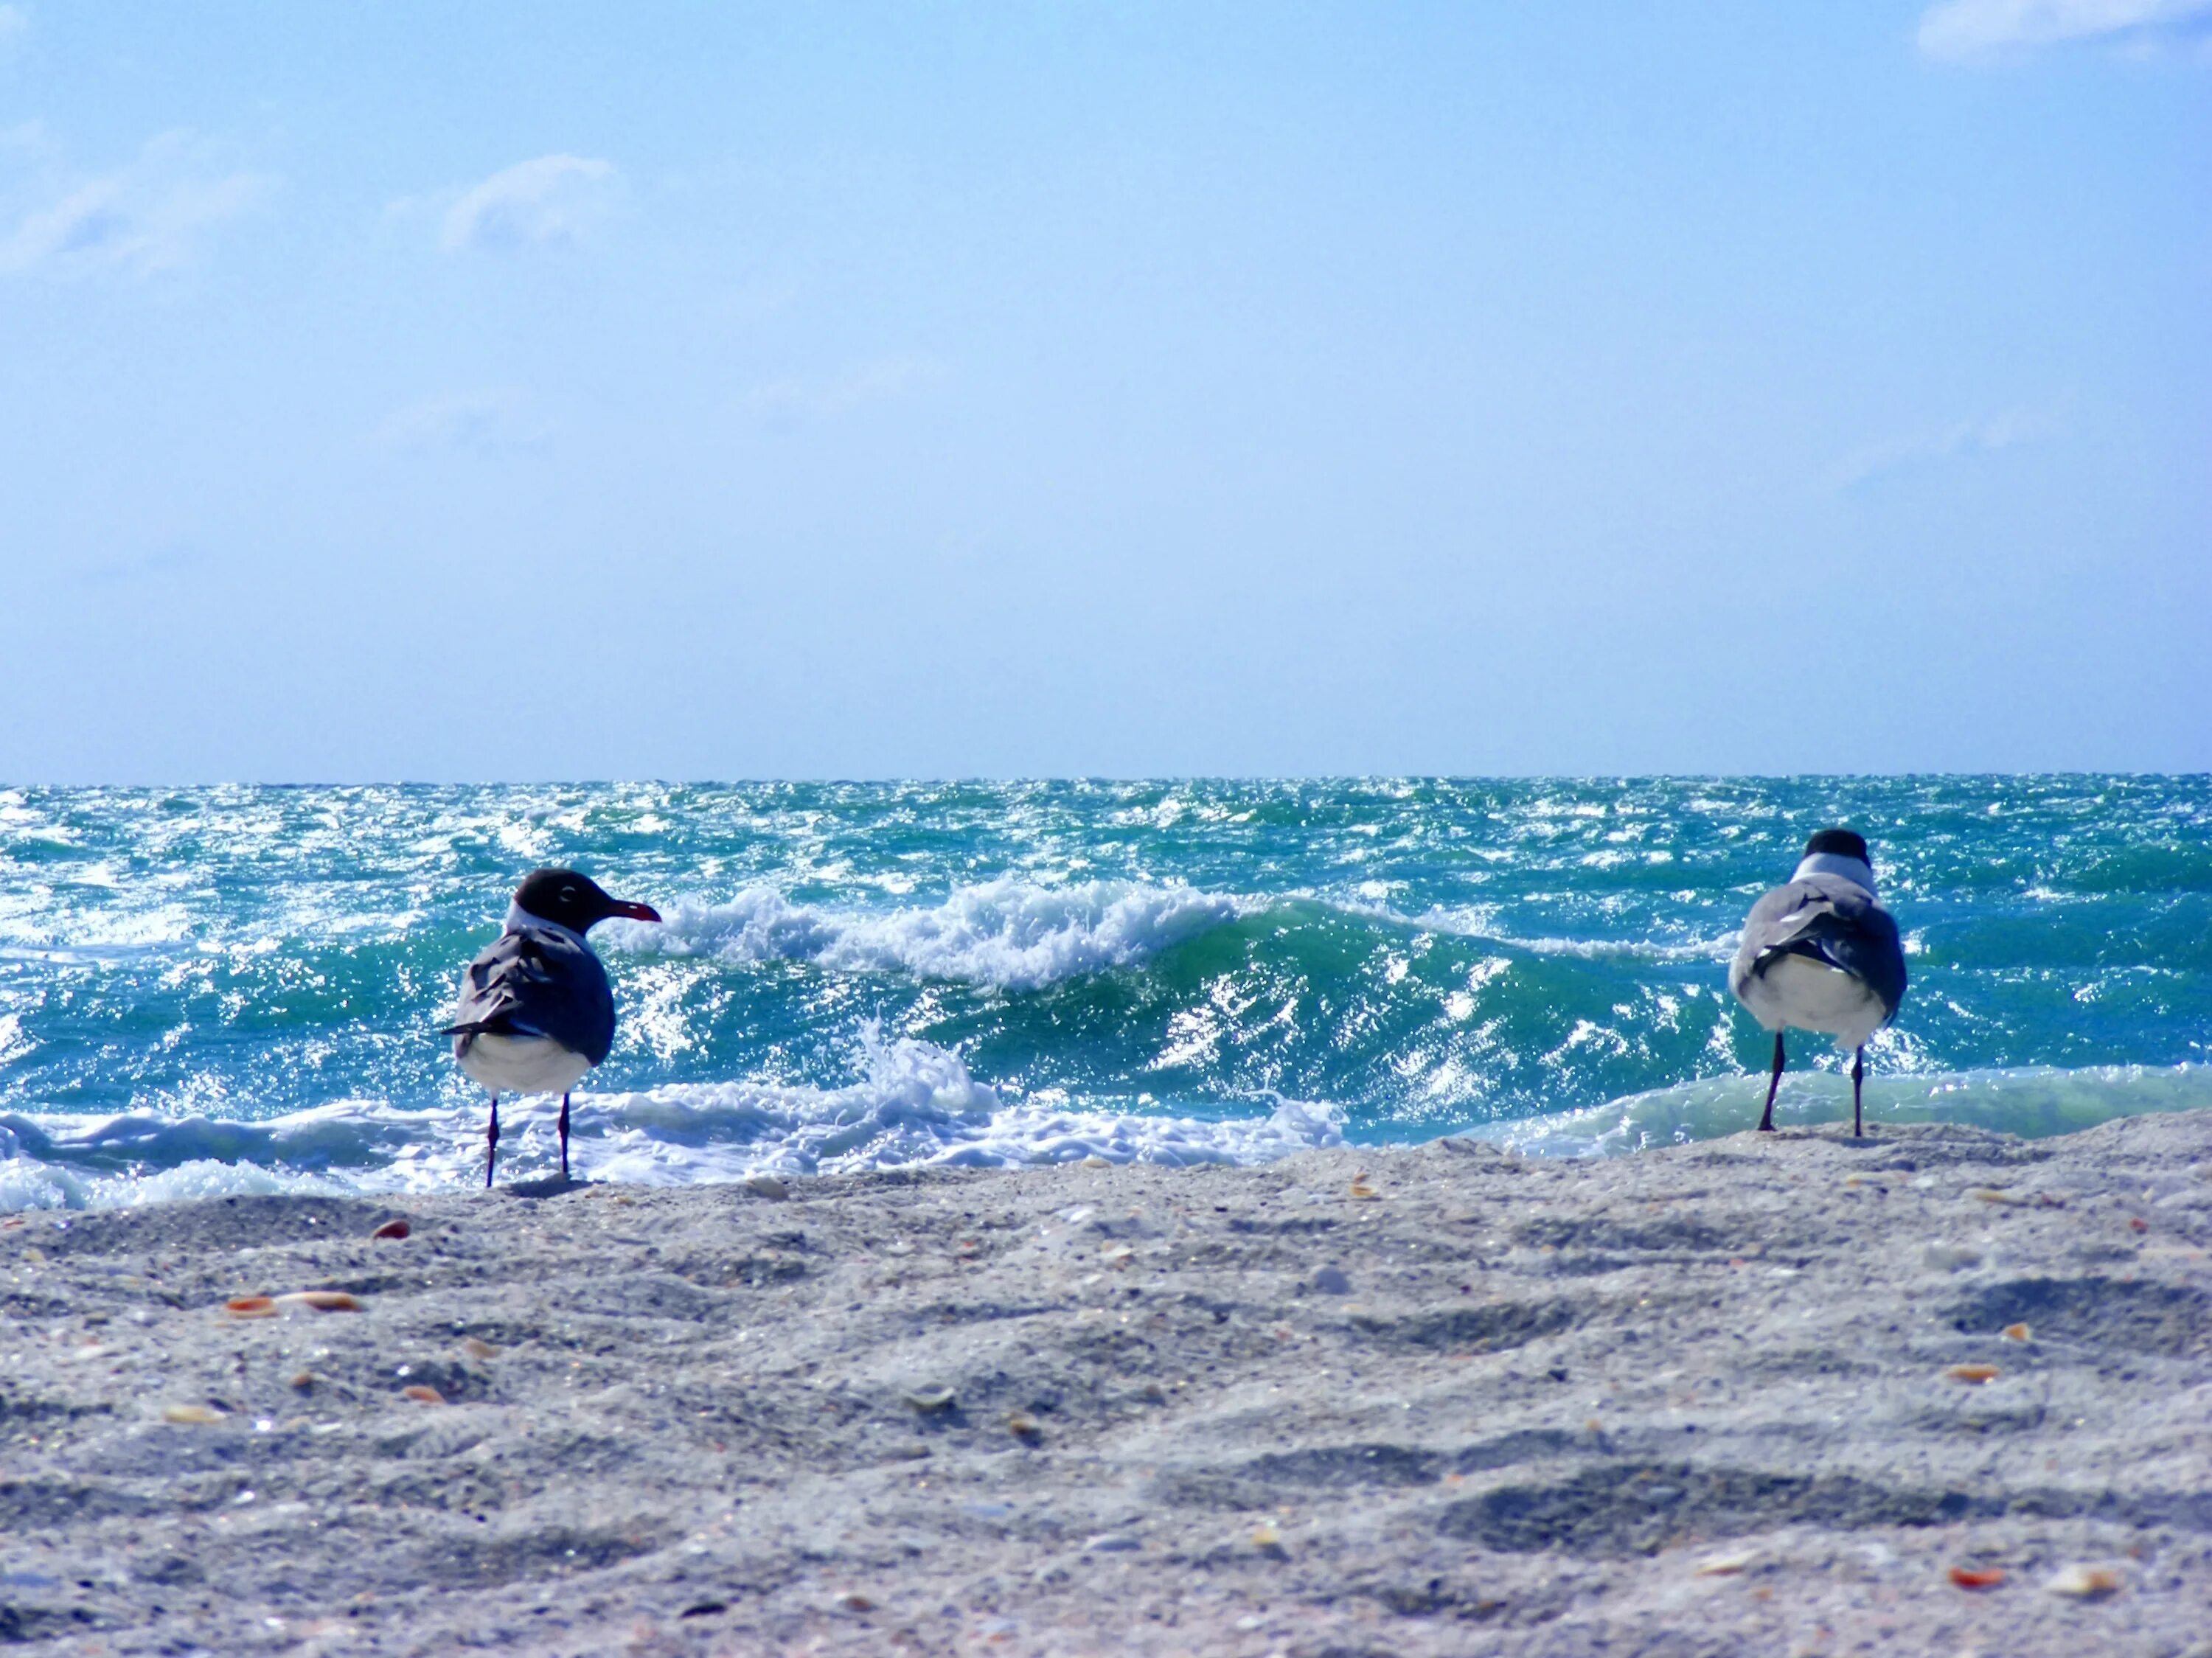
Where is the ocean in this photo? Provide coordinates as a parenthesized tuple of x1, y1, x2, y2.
(2, 777, 2206, 1210)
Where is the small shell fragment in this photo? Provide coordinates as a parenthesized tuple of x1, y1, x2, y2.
(743, 1173, 789, 1199)
(1250, 1521, 1283, 1551)
(2001, 1322, 2031, 1342)
(224, 1296, 279, 1319)
(1348, 1173, 1381, 1200)
(161, 1404, 226, 1425)
(1006, 1412, 1042, 1442)
(1969, 1187, 2028, 1206)
(1694, 1548, 1759, 1577)
(903, 1386, 956, 1413)
(276, 1290, 363, 1314)
(1100, 1243, 1135, 1266)
(2045, 1564, 2121, 1599)
(1945, 1364, 2001, 1384)
(289, 1371, 316, 1392)
(1948, 1566, 2006, 1589)
(400, 1384, 447, 1405)
(459, 1336, 499, 1361)
(832, 1591, 875, 1612)
(1080, 1155, 1112, 1168)
(370, 1219, 411, 1241)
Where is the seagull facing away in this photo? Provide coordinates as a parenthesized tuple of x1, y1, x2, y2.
(441, 868, 661, 1187)
(1729, 828, 1907, 1138)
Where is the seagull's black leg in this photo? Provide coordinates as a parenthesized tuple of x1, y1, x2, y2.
(1852, 1047, 1865, 1139)
(558, 1093, 571, 1182)
(1758, 1032, 1785, 1132)
(485, 1094, 499, 1189)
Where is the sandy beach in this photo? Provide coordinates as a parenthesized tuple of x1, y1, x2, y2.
(3, 1110, 2208, 1657)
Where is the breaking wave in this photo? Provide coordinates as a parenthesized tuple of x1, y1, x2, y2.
(1475, 1062, 2212, 1159)
(5, 1042, 2205, 1213)
(602, 877, 1249, 990)
(0, 1029, 1343, 1211)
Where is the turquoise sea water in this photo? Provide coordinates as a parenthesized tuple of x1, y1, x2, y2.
(1, 778, 2207, 1208)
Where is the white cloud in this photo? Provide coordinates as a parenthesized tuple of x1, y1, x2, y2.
(1918, 0, 2212, 59)
(1832, 404, 2062, 490)
(0, 129, 268, 279)
(375, 389, 550, 453)
(745, 358, 946, 428)
(440, 154, 616, 252)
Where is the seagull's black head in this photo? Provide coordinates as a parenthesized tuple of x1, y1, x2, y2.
(512, 868, 662, 933)
(1804, 828, 1871, 865)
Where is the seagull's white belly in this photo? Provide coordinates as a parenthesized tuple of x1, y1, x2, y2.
(1740, 955, 1887, 1051)
(456, 1033, 593, 1096)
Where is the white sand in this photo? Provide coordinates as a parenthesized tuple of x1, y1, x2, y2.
(3, 1111, 2208, 1656)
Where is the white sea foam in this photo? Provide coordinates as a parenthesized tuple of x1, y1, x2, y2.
(602, 878, 1248, 990)
(0, 1031, 1343, 1211)
(1472, 1063, 2212, 1159)
(1408, 905, 1736, 963)
(4, 1043, 2202, 1212)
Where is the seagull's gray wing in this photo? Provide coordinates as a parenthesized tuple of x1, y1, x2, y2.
(1730, 874, 1907, 1023)
(439, 925, 617, 1065)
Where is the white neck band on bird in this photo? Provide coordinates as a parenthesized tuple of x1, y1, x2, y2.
(1793, 852, 1877, 896)
(505, 899, 589, 946)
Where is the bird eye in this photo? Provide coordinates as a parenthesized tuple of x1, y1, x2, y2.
(560, 886, 578, 903)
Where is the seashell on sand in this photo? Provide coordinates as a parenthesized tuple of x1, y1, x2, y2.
(1948, 1566, 2006, 1589)
(400, 1384, 447, 1405)
(224, 1296, 279, 1319)
(1693, 1548, 1759, 1576)
(2002, 1322, 2031, 1342)
(1944, 1364, 2000, 1384)
(459, 1336, 498, 1361)
(903, 1386, 956, 1413)
(1006, 1412, 1042, 1442)
(161, 1404, 226, 1425)
(370, 1219, 411, 1241)
(2045, 1564, 2121, 1599)
(276, 1291, 364, 1314)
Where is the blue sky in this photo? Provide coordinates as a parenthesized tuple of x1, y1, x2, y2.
(3, 2, 2206, 781)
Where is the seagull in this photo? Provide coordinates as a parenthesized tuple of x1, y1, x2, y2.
(441, 868, 661, 1188)
(1729, 828, 1907, 1138)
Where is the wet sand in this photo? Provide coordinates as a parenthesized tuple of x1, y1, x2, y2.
(3, 1110, 2209, 1657)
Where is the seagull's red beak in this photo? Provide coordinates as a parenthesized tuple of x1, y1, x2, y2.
(608, 899, 662, 924)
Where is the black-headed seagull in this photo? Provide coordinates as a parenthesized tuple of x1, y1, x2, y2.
(441, 868, 661, 1187)
(1729, 828, 1907, 1137)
